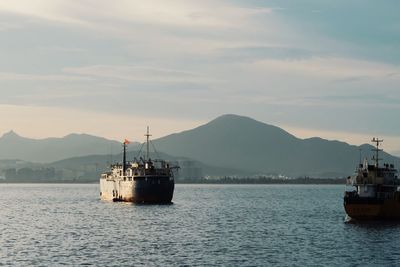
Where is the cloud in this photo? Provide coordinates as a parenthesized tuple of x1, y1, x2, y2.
(38, 46, 86, 53)
(0, 21, 23, 31)
(0, 0, 399, 148)
(0, 1, 88, 25)
(63, 65, 218, 84)
(0, 1, 272, 30)
(217, 46, 314, 63)
(270, 1, 400, 64)
(0, 72, 93, 81)
(0, 1, 280, 70)
(250, 57, 400, 82)
(331, 76, 369, 83)
(303, 94, 400, 109)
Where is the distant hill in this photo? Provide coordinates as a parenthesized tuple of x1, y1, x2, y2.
(0, 131, 140, 163)
(48, 150, 251, 180)
(0, 114, 398, 178)
(153, 114, 400, 177)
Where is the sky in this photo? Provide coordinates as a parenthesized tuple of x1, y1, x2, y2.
(0, 0, 399, 155)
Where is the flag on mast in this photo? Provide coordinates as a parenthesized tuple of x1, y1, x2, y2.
(124, 139, 130, 145)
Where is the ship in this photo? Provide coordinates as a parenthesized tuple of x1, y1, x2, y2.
(344, 138, 400, 220)
(100, 127, 177, 204)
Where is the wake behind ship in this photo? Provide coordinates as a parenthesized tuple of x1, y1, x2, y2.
(344, 138, 400, 220)
(100, 127, 177, 204)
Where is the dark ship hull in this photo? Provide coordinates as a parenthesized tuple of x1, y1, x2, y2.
(129, 177, 174, 204)
(100, 176, 174, 204)
(344, 192, 400, 220)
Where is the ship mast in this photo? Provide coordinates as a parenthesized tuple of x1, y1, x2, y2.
(371, 137, 383, 168)
(123, 141, 127, 175)
(145, 126, 152, 160)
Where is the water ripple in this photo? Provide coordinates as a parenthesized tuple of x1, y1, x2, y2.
(1, 184, 400, 266)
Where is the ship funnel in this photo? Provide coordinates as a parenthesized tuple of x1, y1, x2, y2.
(122, 140, 129, 175)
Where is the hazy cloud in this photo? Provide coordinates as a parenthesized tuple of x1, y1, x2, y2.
(0, 72, 92, 82)
(63, 65, 218, 84)
(217, 46, 314, 63)
(0, 1, 399, 150)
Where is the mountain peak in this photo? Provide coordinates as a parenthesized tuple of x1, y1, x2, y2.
(213, 114, 253, 122)
(207, 114, 267, 128)
(207, 114, 288, 134)
(1, 130, 21, 139)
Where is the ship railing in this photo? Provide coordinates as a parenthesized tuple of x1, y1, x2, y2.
(132, 170, 170, 177)
(143, 172, 170, 176)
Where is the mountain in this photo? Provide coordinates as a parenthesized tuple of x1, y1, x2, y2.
(0, 131, 139, 163)
(153, 114, 400, 177)
(154, 114, 297, 172)
(0, 114, 398, 178)
(48, 150, 250, 180)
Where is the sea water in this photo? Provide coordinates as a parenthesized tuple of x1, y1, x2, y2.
(1, 184, 400, 266)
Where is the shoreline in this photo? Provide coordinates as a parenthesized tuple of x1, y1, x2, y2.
(0, 177, 346, 185)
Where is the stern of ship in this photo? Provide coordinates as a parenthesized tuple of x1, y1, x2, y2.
(132, 176, 174, 204)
